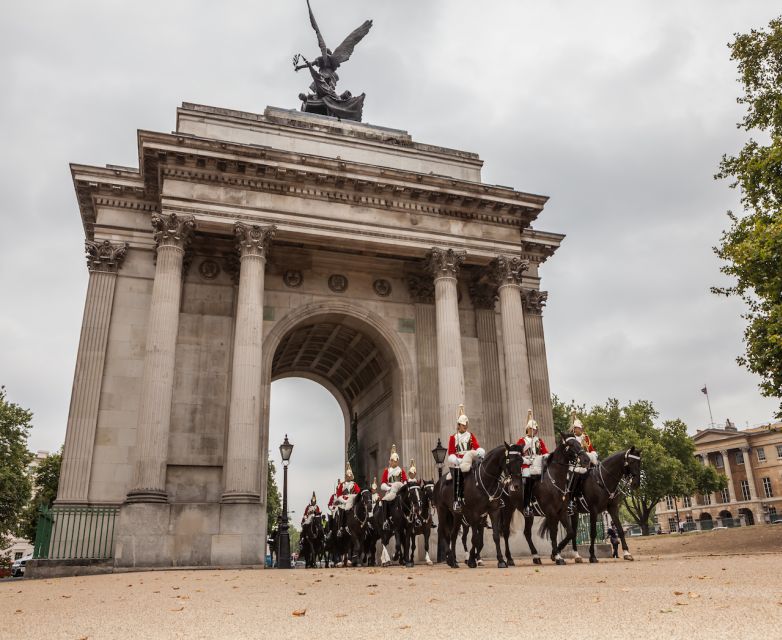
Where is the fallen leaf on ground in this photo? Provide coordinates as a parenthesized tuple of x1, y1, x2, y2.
(673, 591, 684, 596)
(675, 602, 689, 606)
(428, 598, 440, 603)
(592, 597, 600, 603)
(688, 592, 700, 599)
(597, 579, 606, 584)
(406, 576, 413, 580)
(177, 595, 190, 600)
(392, 613, 402, 619)
(659, 608, 675, 614)
(170, 607, 184, 612)
(153, 591, 160, 594)
(335, 613, 347, 618)
(297, 592, 306, 596)
(61, 595, 72, 599)
(399, 625, 411, 630)
(14, 610, 22, 614)
(366, 584, 378, 587)
(292, 609, 307, 617)
(172, 587, 180, 591)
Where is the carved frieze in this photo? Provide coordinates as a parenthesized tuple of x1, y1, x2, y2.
(490, 255, 529, 288)
(151, 212, 196, 250)
(522, 288, 548, 315)
(234, 222, 276, 259)
(85, 239, 128, 273)
(425, 247, 466, 280)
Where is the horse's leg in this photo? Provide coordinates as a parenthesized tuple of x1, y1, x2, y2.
(548, 515, 565, 565)
(467, 525, 479, 568)
(423, 525, 433, 565)
(490, 511, 507, 569)
(410, 530, 417, 567)
(502, 505, 515, 566)
(461, 522, 469, 555)
(608, 501, 633, 560)
(523, 515, 540, 564)
(571, 513, 583, 563)
(448, 512, 461, 568)
(475, 525, 485, 566)
(588, 512, 599, 563)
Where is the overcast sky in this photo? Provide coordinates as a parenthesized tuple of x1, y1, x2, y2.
(2, 1, 780, 514)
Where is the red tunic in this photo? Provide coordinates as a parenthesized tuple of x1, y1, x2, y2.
(577, 434, 595, 453)
(516, 437, 549, 455)
(447, 432, 480, 458)
(381, 468, 408, 485)
(336, 480, 360, 497)
(301, 504, 321, 523)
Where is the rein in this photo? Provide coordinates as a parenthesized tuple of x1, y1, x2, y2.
(545, 440, 581, 500)
(477, 450, 519, 502)
(594, 449, 641, 500)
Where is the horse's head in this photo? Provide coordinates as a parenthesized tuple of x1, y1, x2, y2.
(356, 489, 372, 520)
(503, 441, 525, 493)
(624, 446, 642, 489)
(402, 483, 423, 525)
(557, 431, 587, 467)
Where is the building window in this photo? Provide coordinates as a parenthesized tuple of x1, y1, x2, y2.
(757, 447, 766, 462)
(721, 488, 730, 503)
(776, 444, 782, 459)
(735, 451, 744, 465)
(715, 454, 724, 468)
(769, 506, 778, 522)
(14, 552, 23, 560)
(685, 514, 694, 524)
(762, 477, 773, 498)
(740, 480, 751, 501)
(665, 496, 675, 510)
(702, 493, 711, 505)
(668, 517, 677, 533)
(683, 495, 692, 508)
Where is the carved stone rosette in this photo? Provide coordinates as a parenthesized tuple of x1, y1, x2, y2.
(425, 247, 466, 280)
(85, 239, 128, 273)
(490, 255, 529, 288)
(234, 222, 276, 259)
(151, 212, 196, 250)
(522, 288, 548, 315)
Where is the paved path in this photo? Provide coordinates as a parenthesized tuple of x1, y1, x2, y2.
(3, 553, 781, 639)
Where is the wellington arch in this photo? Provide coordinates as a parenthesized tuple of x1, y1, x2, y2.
(50, 103, 563, 570)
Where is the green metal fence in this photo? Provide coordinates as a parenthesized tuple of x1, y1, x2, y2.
(33, 505, 119, 560)
(575, 513, 606, 545)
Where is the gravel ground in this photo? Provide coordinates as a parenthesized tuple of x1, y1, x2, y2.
(3, 553, 781, 640)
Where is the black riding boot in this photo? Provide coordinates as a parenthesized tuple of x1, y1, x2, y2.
(522, 477, 533, 516)
(453, 468, 464, 512)
(568, 473, 583, 515)
(382, 500, 391, 531)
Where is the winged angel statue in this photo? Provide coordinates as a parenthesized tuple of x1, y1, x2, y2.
(293, 0, 373, 122)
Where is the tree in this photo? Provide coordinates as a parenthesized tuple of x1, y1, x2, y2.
(713, 16, 782, 417)
(583, 399, 725, 535)
(19, 449, 62, 543)
(266, 458, 282, 535)
(0, 387, 33, 546)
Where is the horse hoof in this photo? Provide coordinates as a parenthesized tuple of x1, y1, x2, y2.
(450, 562, 460, 569)
(382, 562, 391, 568)
(574, 556, 583, 564)
(426, 560, 433, 566)
(405, 562, 414, 568)
(476, 559, 484, 567)
(624, 554, 634, 561)
(467, 560, 477, 569)
(589, 557, 598, 564)
(532, 557, 542, 565)
(498, 561, 507, 569)
(555, 558, 566, 566)
(507, 558, 515, 567)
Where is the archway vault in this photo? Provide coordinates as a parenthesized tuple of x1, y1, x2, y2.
(261, 301, 418, 494)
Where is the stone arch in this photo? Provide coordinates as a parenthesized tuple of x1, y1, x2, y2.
(259, 300, 418, 501)
(698, 512, 712, 521)
(738, 507, 754, 526)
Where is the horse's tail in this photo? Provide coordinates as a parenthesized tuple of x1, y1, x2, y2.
(538, 518, 549, 539)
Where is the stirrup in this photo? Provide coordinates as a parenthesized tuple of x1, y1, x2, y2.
(567, 500, 576, 516)
(453, 500, 463, 513)
(382, 520, 391, 531)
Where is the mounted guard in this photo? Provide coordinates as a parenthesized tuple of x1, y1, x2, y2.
(301, 491, 321, 525)
(569, 410, 598, 512)
(447, 404, 485, 512)
(380, 444, 407, 530)
(406, 459, 422, 487)
(517, 409, 549, 515)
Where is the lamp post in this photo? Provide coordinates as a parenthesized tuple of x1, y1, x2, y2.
(431, 438, 448, 563)
(277, 434, 294, 569)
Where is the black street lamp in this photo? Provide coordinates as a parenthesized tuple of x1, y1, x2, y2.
(431, 437, 448, 563)
(277, 434, 294, 569)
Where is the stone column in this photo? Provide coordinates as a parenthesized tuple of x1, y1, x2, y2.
(469, 278, 505, 446)
(741, 446, 759, 501)
(126, 213, 195, 503)
(719, 449, 734, 503)
(522, 288, 554, 445)
(222, 223, 276, 503)
(490, 255, 532, 438)
(426, 247, 466, 438)
(58, 240, 128, 503)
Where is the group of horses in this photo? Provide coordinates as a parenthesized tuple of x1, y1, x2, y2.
(298, 435, 642, 569)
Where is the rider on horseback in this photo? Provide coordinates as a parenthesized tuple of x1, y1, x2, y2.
(301, 491, 321, 525)
(569, 410, 598, 511)
(406, 459, 422, 487)
(370, 476, 380, 506)
(335, 464, 360, 537)
(380, 444, 407, 531)
(517, 409, 549, 516)
(447, 404, 485, 513)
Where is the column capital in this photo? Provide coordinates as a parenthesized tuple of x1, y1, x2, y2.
(425, 247, 466, 280)
(406, 274, 435, 304)
(234, 222, 276, 259)
(85, 239, 128, 273)
(490, 255, 529, 288)
(151, 212, 195, 250)
(522, 288, 549, 315)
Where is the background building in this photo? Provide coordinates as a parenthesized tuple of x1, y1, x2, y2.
(655, 421, 782, 531)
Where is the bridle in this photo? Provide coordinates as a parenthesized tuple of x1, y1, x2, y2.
(478, 448, 521, 502)
(546, 437, 582, 500)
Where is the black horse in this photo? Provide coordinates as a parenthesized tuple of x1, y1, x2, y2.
(499, 434, 590, 565)
(397, 482, 424, 567)
(409, 481, 436, 566)
(373, 483, 417, 567)
(568, 447, 642, 562)
(301, 513, 326, 568)
(434, 443, 524, 569)
(336, 490, 373, 567)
